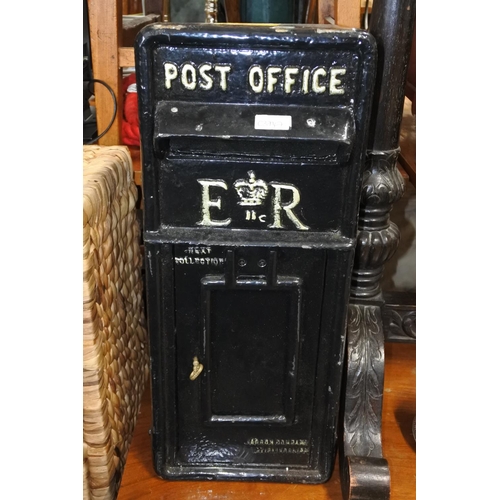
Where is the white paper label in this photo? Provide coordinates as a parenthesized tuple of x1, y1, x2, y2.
(254, 114, 292, 131)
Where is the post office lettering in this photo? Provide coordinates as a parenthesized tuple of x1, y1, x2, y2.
(164, 62, 232, 91)
(164, 61, 346, 95)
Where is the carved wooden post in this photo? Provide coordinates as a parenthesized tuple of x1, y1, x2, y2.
(340, 0, 416, 498)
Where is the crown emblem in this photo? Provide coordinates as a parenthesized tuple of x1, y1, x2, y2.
(233, 171, 269, 206)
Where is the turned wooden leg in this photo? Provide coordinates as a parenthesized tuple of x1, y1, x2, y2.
(340, 150, 404, 500)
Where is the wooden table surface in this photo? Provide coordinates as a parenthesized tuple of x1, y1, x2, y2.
(117, 342, 416, 500)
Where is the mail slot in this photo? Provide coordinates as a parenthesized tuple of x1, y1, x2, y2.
(135, 23, 376, 483)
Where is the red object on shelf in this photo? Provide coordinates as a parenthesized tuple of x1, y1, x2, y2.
(122, 73, 140, 147)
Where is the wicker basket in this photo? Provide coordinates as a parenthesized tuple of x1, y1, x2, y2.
(83, 145, 148, 500)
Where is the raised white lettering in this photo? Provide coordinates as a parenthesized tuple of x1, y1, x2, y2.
(199, 63, 214, 90)
(197, 179, 231, 227)
(165, 61, 346, 95)
(266, 66, 282, 93)
(312, 67, 327, 94)
(268, 183, 309, 231)
(329, 68, 346, 95)
(302, 68, 310, 94)
(181, 63, 197, 90)
(284, 67, 299, 93)
(164, 62, 178, 89)
(249, 66, 264, 93)
(214, 65, 231, 91)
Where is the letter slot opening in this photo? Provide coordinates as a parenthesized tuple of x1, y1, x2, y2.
(153, 101, 355, 162)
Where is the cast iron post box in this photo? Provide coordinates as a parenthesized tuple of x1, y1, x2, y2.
(135, 23, 376, 483)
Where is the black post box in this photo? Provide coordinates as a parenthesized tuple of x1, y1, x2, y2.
(135, 23, 376, 483)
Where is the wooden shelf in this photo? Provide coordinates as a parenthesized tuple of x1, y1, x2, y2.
(116, 342, 416, 499)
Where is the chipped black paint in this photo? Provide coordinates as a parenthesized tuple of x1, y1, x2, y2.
(135, 23, 376, 483)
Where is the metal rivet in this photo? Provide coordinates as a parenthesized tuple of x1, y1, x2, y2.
(306, 118, 316, 127)
(195, 124, 203, 131)
(238, 258, 247, 267)
(258, 259, 267, 268)
(171, 107, 178, 113)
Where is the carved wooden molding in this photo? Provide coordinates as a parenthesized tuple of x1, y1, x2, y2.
(344, 305, 385, 457)
(360, 150, 405, 211)
(383, 308, 416, 342)
(382, 291, 416, 343)
(340, 304, 390, 500)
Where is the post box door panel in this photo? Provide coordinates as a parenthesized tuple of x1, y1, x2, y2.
(174, 245, 324, 467)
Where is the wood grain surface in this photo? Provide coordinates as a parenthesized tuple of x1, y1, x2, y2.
(88, 0, 123, 146)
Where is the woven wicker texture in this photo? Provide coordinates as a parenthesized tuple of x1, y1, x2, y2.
(83, 145, 148, 500)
